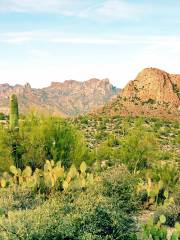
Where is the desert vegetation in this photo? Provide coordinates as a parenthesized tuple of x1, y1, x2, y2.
(0, 95, 179, 239)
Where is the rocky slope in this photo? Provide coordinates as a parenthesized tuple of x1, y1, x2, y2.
(99, 68, 180, 120)
(0, 79, 119, 116)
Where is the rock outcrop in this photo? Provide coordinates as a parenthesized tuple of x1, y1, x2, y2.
(100, 68, 180, 120)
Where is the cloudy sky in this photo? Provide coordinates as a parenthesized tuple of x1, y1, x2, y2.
(0, 0, 180, 88)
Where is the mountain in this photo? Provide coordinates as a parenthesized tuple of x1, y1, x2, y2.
(99, 68, 180, 120)
(0, 78, 119, 116)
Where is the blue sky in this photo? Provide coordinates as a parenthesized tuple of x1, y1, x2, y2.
(0, 0, 180, 88)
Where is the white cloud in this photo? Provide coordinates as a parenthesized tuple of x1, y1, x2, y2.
(2, 36, 31, 44)
(0, 0, 148, 20)
(0, 0, 179, 23)
(0, 30, 47, 44)
(1, 30, 180, 48)
(0, 0, 89, 15)
(51, 37, 119, 45)
(1, 31, 64, 44)
(79, 0, 146, 20)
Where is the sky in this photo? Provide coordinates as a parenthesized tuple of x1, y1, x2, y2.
(0, 0, 180, 88)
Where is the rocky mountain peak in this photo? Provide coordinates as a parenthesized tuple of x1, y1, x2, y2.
(100, 68, 180, 120)
(122, 67, 180, 105)
(24, 82, 31, 89)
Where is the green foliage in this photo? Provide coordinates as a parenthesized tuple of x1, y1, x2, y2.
(101, 165, 140, 214)
(141, 215, 168, 240)
(95, 142, 115, 166)
(0, 112, 179, 239)
(0, 165, 139, 240)
(137, 160, 180, 209)
(0, 113, 90, 172)
(0, 161, 93, 195)
(140, 215, 180, 240)
(0, 187, 44, 214)
(0, 112, 7, 120)
(94, 133, 120, 167)
(9, 94, 19, 130)
(137, 176, 175, 208)
(0, 126, 13, 172)
(150, 161, 180, 191)
(19, 114, 89, 169)
(119, 123, 157, 173)
(154, 205, 180, 227)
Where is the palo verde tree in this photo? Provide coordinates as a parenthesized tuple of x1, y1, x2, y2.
(119, 119, 157, 173)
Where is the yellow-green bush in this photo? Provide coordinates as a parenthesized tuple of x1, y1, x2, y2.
(0, 165, 139, 240)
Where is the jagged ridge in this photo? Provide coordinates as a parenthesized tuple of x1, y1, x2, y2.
(0, 78, 119, 116)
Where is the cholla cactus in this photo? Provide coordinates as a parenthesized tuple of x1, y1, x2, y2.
(10, 94, 19, 130)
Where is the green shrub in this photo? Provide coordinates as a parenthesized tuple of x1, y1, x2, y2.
(0, 126, 13, 173)
(0, 187, 44, 214)
(19, 115, 89, 169)
(0, 165, 139, 240)
(150, 161, 180, 191)
(119, 125, 157, 173)
(0, 114, 90, 171)
(0, 113, 7, 120)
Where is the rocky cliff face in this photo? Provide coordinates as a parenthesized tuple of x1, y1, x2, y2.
(0, 78, 119, 116)
(100, 68, 180, 120)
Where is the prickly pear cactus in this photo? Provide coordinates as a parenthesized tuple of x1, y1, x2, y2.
(0, 161, 94, 194)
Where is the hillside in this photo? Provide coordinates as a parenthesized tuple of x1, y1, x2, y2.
(0, 78, 119, 116)
(99, 68, 180, 120)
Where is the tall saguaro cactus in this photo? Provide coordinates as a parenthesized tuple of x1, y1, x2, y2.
(9, 94, 22, 168)
(10, 94, 19, 130)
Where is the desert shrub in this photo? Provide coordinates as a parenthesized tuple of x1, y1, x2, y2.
(173, 185, 180, 206)
(101, 165, 140, 214)
(118, 124, 157, 173)
(95, 142, 116, 167)
(94, 134, 120, 167)
(157, 151, 172, 161)
(175, 135, 180, 144)
(79, 115, 89, 124)
(0, 114, 90, 170)
(20, 116, 83, 167)
(0, 187, 44, 215)
(0, 113, 7, 120)
(106, 134, 120, 147)
(150, 161, 180, 191)
(0, 165, 139, 240)
(0, 127, 13, 173)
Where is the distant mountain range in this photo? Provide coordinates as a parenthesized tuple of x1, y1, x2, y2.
(0, 68, 179, 120)
(0, 78, 119, 116)
(98, 68, 180, 120)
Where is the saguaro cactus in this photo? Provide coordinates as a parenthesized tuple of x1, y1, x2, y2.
(10, 94, 19, 129)
(9, 94, 22, 168)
